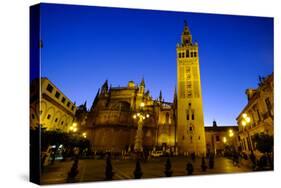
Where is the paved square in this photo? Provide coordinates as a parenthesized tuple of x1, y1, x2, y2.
(41, 157, 252, 184)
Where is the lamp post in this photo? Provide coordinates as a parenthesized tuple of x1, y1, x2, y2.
(228, 129, 235, 152)
(241, 113, 252, 152)
(133, 102, 150, 154)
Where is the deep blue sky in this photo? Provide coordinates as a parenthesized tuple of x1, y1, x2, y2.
(40, 3, 273, 126)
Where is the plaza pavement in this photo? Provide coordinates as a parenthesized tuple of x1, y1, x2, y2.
(41, 156, 252, 185)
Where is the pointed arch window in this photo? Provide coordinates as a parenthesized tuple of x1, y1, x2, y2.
(165, 113, 170, 124)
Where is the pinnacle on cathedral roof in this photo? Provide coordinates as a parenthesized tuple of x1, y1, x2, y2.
(140, 77, 145, 87)
(159, 90, 162, 101)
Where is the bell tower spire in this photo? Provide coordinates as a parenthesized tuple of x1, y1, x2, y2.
(181, 20, 193, 46)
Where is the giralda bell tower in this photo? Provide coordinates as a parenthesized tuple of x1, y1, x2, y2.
(176, 21, 206, 156)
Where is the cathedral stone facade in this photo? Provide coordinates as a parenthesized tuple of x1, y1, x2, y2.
(86, 21, 206, 155)
(86, 79, 176, 153)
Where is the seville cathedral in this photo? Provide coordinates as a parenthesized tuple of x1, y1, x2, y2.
(85, 21, 206, 155)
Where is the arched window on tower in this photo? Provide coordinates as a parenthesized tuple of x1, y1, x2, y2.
(191, 110, 195, 120)
(186, 50, 189, 58)
(194, 51, 197, 57)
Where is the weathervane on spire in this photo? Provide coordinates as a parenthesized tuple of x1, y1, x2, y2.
(184, 20, 188, 27)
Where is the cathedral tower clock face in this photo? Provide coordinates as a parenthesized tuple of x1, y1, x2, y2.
(176, 21, 206, 155)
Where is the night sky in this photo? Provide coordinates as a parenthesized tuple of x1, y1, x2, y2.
(39, 3, 273, 126)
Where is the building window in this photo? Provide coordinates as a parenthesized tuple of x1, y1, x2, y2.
(55, 118, 58, 122)
(179, 53, 181, 58)
(189, 127, 192, 131)
(189, 103, 191, 107)
(46, 84, 53, 93)
(198, 136, 200, 140)
(67, 102, 70, 107)
(187, 91, 192, 98)
(182, 52, 185, 58)
(191, 112, 194, 120)
(249, 111, 256, 126)
(191, 52, 194, 57)
(247, 137, 252, 151)
(186, 50, 189, 57)
(194, 52, 197, 57)
(265, 97, 272, 116)
(71, 106, 74, 111)
(187, 113, 190, 120)
(61, 97, 66, 103)
(61, 121, 64, 125)
(256, 109, 261, 121)
(47, 114, 51, 119)
(251, 136, 256, 150)
(55, 91, 60, 99)
(216, 135, 220, 142)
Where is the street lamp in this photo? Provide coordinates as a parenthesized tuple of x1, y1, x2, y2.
(228, 129, 235, 152)
(228, 129, 234, 137)
(82, 132, 87, 138)
(241, 113, 252, 152)
(69, 122, 78, 133)
(140, 102, 145, 108)
(223, 137, 227, 143)
(133, 102, 150, 153)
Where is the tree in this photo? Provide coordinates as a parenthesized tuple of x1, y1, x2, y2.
(253, 133, 273, 154)
(67, 159, 79, 182)
(186, 161, 194, 175)
(253, 133, 273, 169)
(208, 153, 215, 169)
(201, 156, 207, 172)
(105, 155, 114, 180)
(164, 157, 173, 177)
(134, 159, 143, 179)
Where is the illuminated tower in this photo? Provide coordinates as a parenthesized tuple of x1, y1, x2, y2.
(176, 21, 206, 156)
